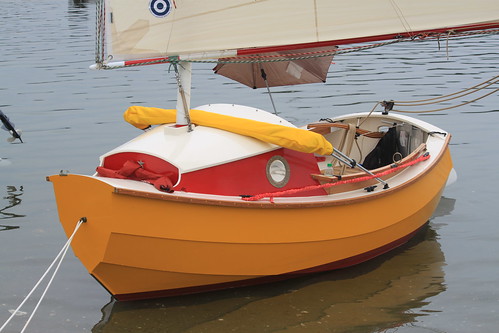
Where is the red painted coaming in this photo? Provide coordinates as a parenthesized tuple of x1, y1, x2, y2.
(102, 149, 326, 196)
(176, 148, 327, 196)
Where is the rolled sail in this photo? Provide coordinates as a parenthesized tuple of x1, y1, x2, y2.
(124, 106, 334, 155)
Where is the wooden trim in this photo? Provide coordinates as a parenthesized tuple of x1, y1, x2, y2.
(307, 122, 385, 138)
(313, 143, 427, 182)
(312, 143, 428, 194)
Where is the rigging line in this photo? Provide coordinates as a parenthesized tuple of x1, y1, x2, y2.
(19, 229, 76, 333)
(203, 28, 495, 65)
(392, 88, 498, 113)
(387, 75, 498, 104)
(437, 28, 499, 40)
(391, 77, 499, 106)
(358, 102, 381, 128)
(225, 46, 339, 60)
(393, 86, 497, 107)
(446, 31, 451, 60)
(218, 29, 499, 62)
(333, 28, 499, 57)
(389, 0, 413, 36)
(313, 0, 319, 42)
(214, 52, 338, 64)
(259, 66, 279, 115)
(95, 0, 105, 64)
(0, 218, 86, 333)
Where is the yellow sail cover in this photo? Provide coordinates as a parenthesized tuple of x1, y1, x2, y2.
(124, 106, 333, 155)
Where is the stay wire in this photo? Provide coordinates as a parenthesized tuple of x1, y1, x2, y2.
(390, 75, 499, 106)
(0, 218, 85, 333)
(391, 88, 498, 113)
(375, 75, 498, 114)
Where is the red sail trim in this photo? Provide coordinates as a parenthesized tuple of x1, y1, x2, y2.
(107, 22, 499, 69)
(123, 57, 170, 67)
(236, 22, 499, 55)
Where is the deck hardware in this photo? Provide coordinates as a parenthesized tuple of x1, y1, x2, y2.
(381, 100, 394, 114)
(332, 148, 389, 189)
(429, 131, 447, 137)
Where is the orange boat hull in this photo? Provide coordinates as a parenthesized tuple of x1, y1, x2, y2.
(48, 147, 452, 301)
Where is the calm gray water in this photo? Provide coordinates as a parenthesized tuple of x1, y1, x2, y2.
(1, 1, 498, 332)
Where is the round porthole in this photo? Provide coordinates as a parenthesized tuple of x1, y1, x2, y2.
(266, 155, 290, 188)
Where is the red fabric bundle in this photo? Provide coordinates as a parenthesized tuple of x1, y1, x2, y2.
(96, 160, 174, 192)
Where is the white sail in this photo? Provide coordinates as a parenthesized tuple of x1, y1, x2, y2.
(100, 0, 499, 63)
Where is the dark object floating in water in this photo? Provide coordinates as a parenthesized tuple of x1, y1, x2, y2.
(0, 110, 23, 143)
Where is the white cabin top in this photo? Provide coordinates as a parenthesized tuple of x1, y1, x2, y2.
(99, 104, 295, 173)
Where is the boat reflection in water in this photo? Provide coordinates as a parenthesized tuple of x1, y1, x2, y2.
(432, 196, 456, 220)
(92, 200, 453, 333)
(0, 186, 24, 231)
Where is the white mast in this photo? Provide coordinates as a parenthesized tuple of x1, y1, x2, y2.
(173, 61, 193, 130)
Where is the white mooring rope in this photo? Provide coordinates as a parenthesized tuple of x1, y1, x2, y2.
(0, 218, 86, 333)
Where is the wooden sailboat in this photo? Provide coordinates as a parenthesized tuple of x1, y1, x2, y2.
(48, 0, 499, 301)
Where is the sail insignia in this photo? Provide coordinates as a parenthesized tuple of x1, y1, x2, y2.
(149, 0, 173, 18)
